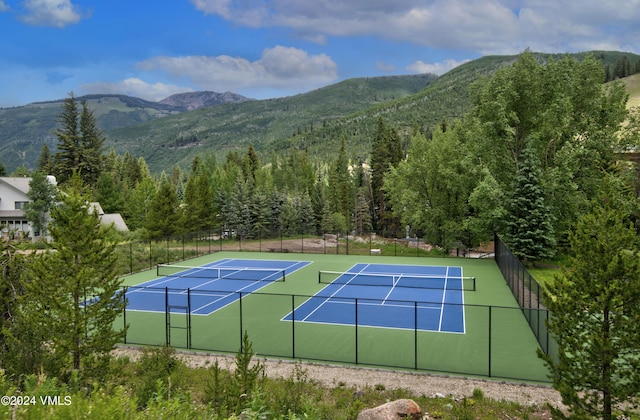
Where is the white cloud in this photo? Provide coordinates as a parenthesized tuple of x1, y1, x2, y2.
(137, 46, 338, 94)
(407, 58, 470, 75)
(80, 78, 192, 102)
(190, 0, 640, 55)
(19, 0, 82, 28)
(0, 1, 9, 12)
(376, 62, 396, 73)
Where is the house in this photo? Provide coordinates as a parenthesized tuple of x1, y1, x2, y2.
(0, 176, 128, 240)
(0, 177, 35, 239)
(88, 202, 129, 232)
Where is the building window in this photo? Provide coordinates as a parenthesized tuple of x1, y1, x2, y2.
(14, 201, 29, 210)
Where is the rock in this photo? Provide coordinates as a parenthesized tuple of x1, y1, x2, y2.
(356, 399, 422, 420)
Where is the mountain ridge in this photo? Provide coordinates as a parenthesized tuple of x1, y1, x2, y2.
(1, 50, 639, 174)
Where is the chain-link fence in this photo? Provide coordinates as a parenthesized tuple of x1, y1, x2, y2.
(115, 230, 492, 276)
(494, 234, 557, 359)
(118, 286, 550, 383)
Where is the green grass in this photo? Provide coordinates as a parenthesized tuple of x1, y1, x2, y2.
(119, 251, 550, 383)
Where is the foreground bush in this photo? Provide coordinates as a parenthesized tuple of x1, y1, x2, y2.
(0, 346, 549, 419)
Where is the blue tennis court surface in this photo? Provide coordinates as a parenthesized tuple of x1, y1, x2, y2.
(283, 263, 466, 333)
(126, 259, 310, 315)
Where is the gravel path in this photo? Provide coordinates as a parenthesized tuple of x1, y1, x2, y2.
(113, 347, 565, 410)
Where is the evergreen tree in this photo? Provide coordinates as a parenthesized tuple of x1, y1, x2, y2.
(181, 171, 215, 233)
(126, 176, 156, 231)
(53, 92, 81, 185)
(503, 145, 555, 264)
(53, 93, 105, 187)
(370, 118, 403, 231)
(95, 172, 124, 214)
(5, 175, 125, 381)
(36, 144, 54, 174)
(250, 192, 272, 239)
(78, 99, 105, 187)
(0, 162, 5, 176)
(327, 136, 352, 225)
(540, 182, 640, 420)
(23, 171, 57, 238)
(354, 188, 372, 235)
(144, 174, 180, 239)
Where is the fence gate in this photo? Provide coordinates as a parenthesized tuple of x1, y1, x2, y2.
(165, 288, 192, 349)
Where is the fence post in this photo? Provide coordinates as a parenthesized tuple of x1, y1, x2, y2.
(291, 295, 295, 358)
(165, 287, 169, 346)
(187, 288, 192, 349)
(414, 301, 418, 370)
(123, 286, 127, 344)
(355, 298, 358, 365)
(488, 305, 492, 377)
(239, 292, 243, 352)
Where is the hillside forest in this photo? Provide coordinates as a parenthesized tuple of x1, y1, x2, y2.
(3, 51, 640, 262)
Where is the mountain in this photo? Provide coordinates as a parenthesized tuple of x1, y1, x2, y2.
(1, 51, 639, 174)
(104, 73, 438, 171)
(158, 91, 252, 111)
(0, 92, 253, 173)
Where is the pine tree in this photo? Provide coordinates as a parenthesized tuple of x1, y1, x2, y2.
(36, 144, 54, 174)
(6, 174, 125, 381)
(144, 174, 180, 240)
(53, 93, 105, 187)
(78, 99, 105, 187)
(23, 171, 57, 238)
(540, 182, 640, 420)
(370, 117, 403, 231)
(327, 136, 352, 225)
(95, 172, 124, 214)
(53, 93, 81, 184)
(504, 145, 555, 264)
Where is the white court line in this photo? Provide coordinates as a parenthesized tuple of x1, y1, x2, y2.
(381, 274, 400, 304)
(300, 263, 371, 322)
(437, 266, 449, 332)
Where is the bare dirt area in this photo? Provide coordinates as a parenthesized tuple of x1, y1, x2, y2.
(113, 347, 564, 412)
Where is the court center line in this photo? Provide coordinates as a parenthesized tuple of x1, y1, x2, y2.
(437, 266, 449, 332)
(300, 263, 371, 322)
(381, 273, 400, 304)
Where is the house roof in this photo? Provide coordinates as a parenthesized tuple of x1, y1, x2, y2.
(0, 177, 31, 196)
(0, 210, 26, 219)
(100, 213, 129, 231)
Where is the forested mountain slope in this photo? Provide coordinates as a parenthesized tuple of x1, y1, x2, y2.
(1, 51, 638, 174)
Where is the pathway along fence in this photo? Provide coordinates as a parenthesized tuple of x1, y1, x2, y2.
(494, 234, 557, 360)
(119, 287, 550, 383)
(115, 229, 491, 276)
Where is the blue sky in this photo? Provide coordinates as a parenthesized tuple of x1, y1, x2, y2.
(1, 0, 639, 108)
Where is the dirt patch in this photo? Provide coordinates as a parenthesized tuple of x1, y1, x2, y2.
(113, 346, 565, 411)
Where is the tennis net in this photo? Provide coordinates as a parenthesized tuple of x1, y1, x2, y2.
(157, 264, 286, 282)
(318, 270, 475, 291)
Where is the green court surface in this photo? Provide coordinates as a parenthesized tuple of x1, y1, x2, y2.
(117, 251, 550, 383)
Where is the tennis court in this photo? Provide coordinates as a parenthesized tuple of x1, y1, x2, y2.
(283, 263, 469, 333)
(119, 251, 550, 382)
(125, 258, 311, 315)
